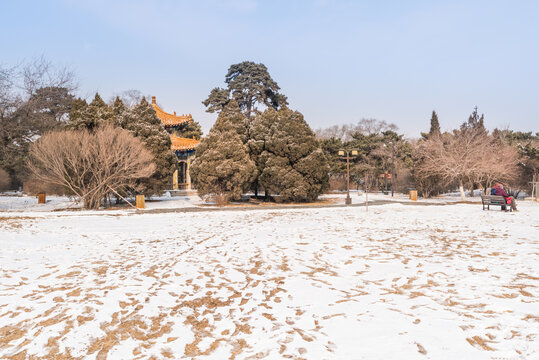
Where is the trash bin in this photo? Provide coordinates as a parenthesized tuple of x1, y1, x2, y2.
(409, 190, 418, 201)
(136, 195, 145, 209)
(38, 192, 46, 204)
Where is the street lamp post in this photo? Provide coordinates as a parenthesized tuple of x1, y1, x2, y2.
(338, 149, 359, 205)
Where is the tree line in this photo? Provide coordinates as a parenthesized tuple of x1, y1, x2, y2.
(1, 57, 76, 189)
(316, 109, 538, 200)
(0, 57, 201, 208)
(1, 58, 537, 207)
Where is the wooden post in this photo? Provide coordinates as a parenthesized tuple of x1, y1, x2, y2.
(38, 192, 46, 204)
(136, 195, 145, 209)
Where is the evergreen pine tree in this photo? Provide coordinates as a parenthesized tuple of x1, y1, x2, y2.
(68, 97, 88, 129)
(190, 108, 255, 203)
(211, 100, 249, 143)
(174, 119, 203, 140)
(68, 93, 113, 131)
(111, 96, 127, 126)
(461, 106, 487, 136)
(22, 86, 74, 132)
(249, 107, 330, 202)
(203, 61, 288, 119)
(428, 110, 441, 137)
(120, 98, 176, 195)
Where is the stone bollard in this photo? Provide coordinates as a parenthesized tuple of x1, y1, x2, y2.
(136, 195, 145, 209)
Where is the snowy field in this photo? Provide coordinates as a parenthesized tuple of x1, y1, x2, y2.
(1, 201, 538, 359)
(0, 193, 204, 212)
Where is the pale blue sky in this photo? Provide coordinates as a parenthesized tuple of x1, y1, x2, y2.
(2, 0, 538, 136)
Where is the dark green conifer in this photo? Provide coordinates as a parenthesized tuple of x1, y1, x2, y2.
(191, 107, 255, 203)
(249, 107, 329, 202)
(111, 96, 127, 126)
(461, 106, 487, 136)
(120, 98, 176, 195)
(68, 97, 88, 129)
(203, 61, 288, 119)
(174, 119, 203, 140)
(211, 100, 248, 143)
(68, 93, 112, 131)
(428, 110, 441, 137)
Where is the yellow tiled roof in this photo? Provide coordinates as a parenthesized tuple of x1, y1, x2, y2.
(170, 135, 200, 151)
(152, 96, 192, 126)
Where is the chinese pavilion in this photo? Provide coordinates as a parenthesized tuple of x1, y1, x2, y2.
(151, 96, 200, 190)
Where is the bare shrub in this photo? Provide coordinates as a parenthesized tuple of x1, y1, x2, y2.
(0, 169, 10, 191)
(28, 126, 155, 209)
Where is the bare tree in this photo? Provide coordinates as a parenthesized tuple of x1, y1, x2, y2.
(472, 142, 519, 192)
(413, 132, 476, 199)
(0, 65, 23, 185)
(315, 119, 398, 141)
(28, 126, 155, 209)
(0, 64, 20, 119)
(356, 118, 398, 136)
(413, 128, 518, 200)
(109, 89, 151, 108)
(315, 124, 354, 141)
(21, 56, 77, 96)
(1, 58, 79, 187)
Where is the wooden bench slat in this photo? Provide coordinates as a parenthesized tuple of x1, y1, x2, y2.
(480, 195, 511, 211)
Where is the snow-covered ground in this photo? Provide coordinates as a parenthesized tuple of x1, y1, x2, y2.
(0, 193, 204, 212)
(1, 190, 531, 214)
(0, 194, 81, 212)
(1, 201, 538, 359)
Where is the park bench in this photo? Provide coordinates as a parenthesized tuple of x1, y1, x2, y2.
(481, 195, 511, 212)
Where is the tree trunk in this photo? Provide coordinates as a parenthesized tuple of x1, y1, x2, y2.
(246, 103, 252, 121)
(459, 180, 466, 200)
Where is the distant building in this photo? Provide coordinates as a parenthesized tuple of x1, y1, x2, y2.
(151, 96, 200, 190)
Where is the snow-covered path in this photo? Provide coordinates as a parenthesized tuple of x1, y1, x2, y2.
(1, 203, 538, 359)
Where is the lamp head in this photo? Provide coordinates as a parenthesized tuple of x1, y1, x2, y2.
(351, 150, 358, 156)
(338, 150, 345, 156)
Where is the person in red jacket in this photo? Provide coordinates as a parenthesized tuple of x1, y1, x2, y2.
(494, 183, 518, 211)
